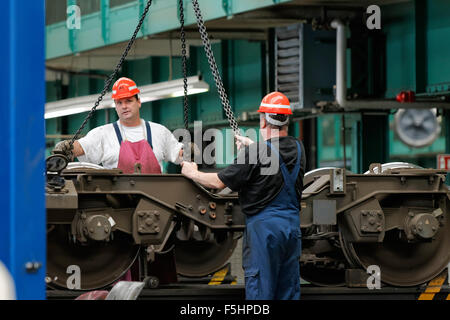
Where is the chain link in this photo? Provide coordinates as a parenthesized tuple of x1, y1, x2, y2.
(179, 0, 189, 130)
(69, 0, 240, 144)
(69, 0, 154, 146)
(191, 0, 240, 135)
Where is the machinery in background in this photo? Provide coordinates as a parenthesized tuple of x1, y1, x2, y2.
(46, 156, 450, 290)
(300, 162, 450, 287)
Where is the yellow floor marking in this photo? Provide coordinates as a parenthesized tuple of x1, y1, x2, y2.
(208, 265, 229, 285)
(418, 273, 447, 300)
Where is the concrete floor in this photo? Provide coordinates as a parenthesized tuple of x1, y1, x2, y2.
(227, 237, 245, 284)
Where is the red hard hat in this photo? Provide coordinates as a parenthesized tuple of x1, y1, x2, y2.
(257, 92, 292, 115)
(112, 77, 140, 100)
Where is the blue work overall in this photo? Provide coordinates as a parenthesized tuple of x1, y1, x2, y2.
(242, 140, 302, 300)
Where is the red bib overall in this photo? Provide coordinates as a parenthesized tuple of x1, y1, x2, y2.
(112, 121, 161, 174)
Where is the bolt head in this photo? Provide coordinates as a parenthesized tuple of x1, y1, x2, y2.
(25, 262, 41, 273)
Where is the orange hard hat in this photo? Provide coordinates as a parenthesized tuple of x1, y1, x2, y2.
(112, 77, 140, 100)
(257, 91, 292, 115)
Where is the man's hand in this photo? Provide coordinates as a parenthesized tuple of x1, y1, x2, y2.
(181, 161, 198, 180)
(235, 135, 254, 150)
(52, 140, 74, 162)
(181, 142, 201, 162)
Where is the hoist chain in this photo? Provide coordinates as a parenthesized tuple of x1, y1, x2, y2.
(191, 0, 240, 135)
(179, 0, 189, 130)
(68, 0, 240, 146)
(69, 0, 153, 146)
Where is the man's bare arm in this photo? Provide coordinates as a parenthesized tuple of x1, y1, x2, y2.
(192, 172, 226, 189)
(181, 161, 226, 189)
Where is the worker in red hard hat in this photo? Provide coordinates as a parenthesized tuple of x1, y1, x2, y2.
(53, 77, 183, 173)
(181, 91, 305, 300)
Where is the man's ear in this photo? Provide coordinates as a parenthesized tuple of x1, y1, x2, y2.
(260, 116, 267, 129)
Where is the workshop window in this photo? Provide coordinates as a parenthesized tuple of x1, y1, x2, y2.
(320, 115, 336, 147)
(110, 0, 136, 8)
(77, 0, 100, 15)
(46, 0, 100, 25)
(46, 0, 67, 25)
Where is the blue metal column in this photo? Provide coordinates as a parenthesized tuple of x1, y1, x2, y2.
(0, 0, 46, 299)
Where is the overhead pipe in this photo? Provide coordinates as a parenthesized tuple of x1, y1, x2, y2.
(330, 19, 450, 110)
(331, 19, 347, 107)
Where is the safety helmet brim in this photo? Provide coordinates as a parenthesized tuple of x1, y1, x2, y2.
(257, 92, 293, 115)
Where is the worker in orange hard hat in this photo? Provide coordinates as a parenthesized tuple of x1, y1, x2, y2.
(53, 77, 183, 173)
(52, 77, 184, 283)
(181, 91, 305, 300)
(111, 77, 140, 100)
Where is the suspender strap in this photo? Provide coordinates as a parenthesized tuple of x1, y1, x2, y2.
(291, 141, 302, 179)
(112, 121, 153, 149)
(145, 121, 153, 149)
(265, 140, 302, 180)
(112, 122, 123, 145)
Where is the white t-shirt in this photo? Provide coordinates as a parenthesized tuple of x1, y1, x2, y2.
(77, 119, 183, 171)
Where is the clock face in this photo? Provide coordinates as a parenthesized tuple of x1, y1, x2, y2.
(394, 109, 441, 148)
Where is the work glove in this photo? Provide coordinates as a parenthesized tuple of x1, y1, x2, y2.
(52, 140, 74, 162)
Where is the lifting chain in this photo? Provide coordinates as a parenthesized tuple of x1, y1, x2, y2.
(69, 0, 154, 146)
(69, 0, 240, 147)
(191, 0, 240, 135)
(179, 0, 189, 130)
